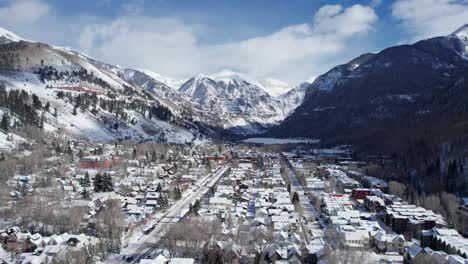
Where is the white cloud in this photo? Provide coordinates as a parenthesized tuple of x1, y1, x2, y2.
(313, 4, 378, 37)
(392, 0, 468, 41)
(76, 4, 377, 84)
(0, 0, 50, 25)
(0, 1, 378, 84)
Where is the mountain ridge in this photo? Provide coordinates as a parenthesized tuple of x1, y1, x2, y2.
(268, 26, 468, 153)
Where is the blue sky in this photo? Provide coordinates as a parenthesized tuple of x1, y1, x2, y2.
(0, 0, 467, 85)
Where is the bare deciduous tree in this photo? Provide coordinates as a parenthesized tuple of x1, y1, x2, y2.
(388, 181, 407, 199)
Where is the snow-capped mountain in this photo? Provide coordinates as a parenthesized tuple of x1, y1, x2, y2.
(451, 24, 468, 60)
(0, 27, 25, 44)
(0, 26, 211, 145)
(177, 69, 310, 134)
(0, 26, 310, 147)
(178, 72, 284, 133)
(269, 26, 468, 152)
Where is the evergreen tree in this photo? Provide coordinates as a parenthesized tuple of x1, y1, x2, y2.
(78, 149, 84, 159)
(81, 171, 91, 188)
(292, 192, 300, 204)
(91, 106, 98, 115)
(157, 195, 168, 208)
(93, 173, 113, 192)
(44, 102, 50, 112)
(81, 188, 90, 200)
(94, 173, 103, 192)
(101, 173, 114, 192)
(156, 183, 162, 192)
(173, 186, 182, 200)
(191, 199, 201, 213)
(0, 113, 10, 132)
(66, 142, 74, 161)
(32, 94, 42, 109)
(39, 112, 45, 129)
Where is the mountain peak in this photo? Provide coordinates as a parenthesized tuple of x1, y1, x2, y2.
(452, 24, 468, 39)
(0, 26, 25, 43)
(209, 69, 247, 83)
(450, 24, 468, 61)
(195, 73, 207, 79)
(211, 69, 242, 77)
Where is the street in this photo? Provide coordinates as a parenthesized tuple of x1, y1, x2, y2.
(113, 165, 230, 263)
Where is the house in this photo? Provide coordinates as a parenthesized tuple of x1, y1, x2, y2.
(343, 230, 369, 248)
(372, 231, 405, 253)
(1, 228, 35, 253)
(351, 188, 371, 200)
(422, 228, 468, 259)
(384, 203, 446, 239)
(306, 178, 325, 192)
(263, 243, 302, 264)
(365, 195, 386, 212)
(405, 245, 450, 264)
(169, 258, 195, 264)
(209, 197, 232, 210)
(79, 156, 114, 169)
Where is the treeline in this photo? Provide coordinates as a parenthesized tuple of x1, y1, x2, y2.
(55, 89, 173, 125)
(371, 135, 468, 196)
(0, 41, 30, 69)
(34, 66, 111, 89)
(0, 82, 44, 131)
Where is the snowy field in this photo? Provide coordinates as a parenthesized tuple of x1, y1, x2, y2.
(241, 137, 319, 144)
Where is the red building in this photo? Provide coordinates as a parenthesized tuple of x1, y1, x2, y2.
(207, 154, 230, 161)
(351, 188, 371, 200)
(79, 156, 113, 169)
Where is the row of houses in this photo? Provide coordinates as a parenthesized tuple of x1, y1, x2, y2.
(320, 164, 468, 263)
(0, 227, 99, 264)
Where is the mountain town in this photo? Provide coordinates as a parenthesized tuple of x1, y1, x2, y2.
(0, 0, 467, 263)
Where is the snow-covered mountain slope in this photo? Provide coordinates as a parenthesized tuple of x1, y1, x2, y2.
(0, 70, 205, 145)
(451, 24, 468, 60)
(0, 26, 309, 142)
(269, 26, 468, 151)
(117, 69, 176, 98)
(0, 27, 26, 44)
(177, 69, 310, 134)
(0, 28, 211, 146)
(178, 72, 288, 133)
(276, 82, 311, 117)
